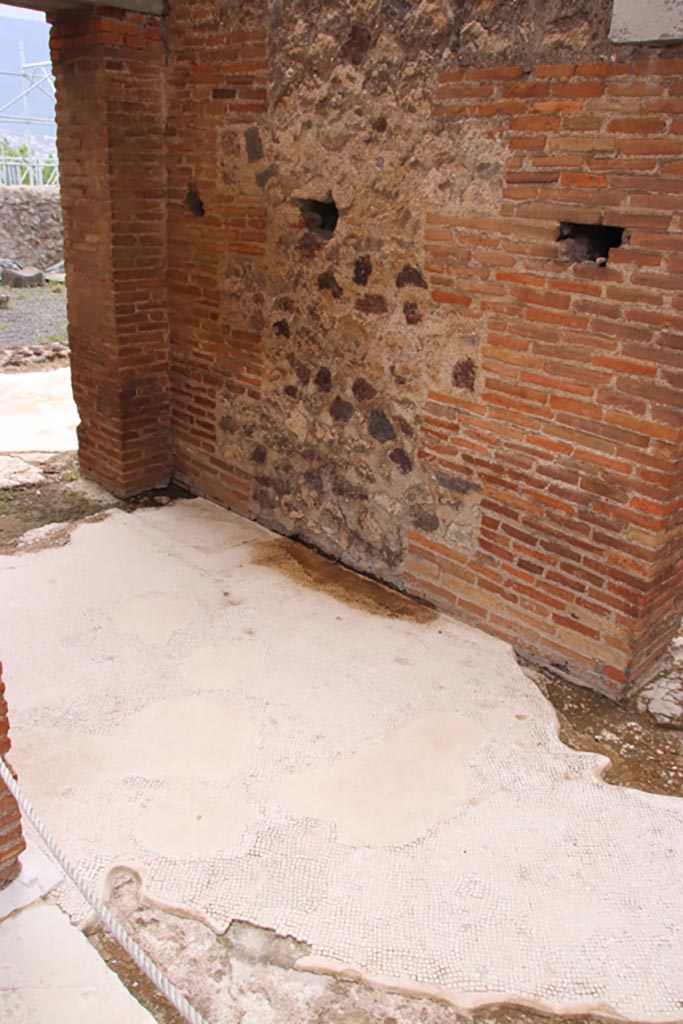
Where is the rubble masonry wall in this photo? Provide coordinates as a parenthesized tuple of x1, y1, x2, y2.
(51, 1, 683, 696)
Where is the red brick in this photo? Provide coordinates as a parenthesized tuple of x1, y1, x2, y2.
(560, 171, 608, 188)
(50, 32, 683, 701)
(464, 65, 524, 82)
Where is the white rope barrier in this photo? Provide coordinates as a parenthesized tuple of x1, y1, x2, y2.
(0, 755, 210, 1024)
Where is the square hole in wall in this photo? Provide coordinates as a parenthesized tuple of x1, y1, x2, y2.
(557, 222, 624, 265)
(184, 183, 205, 217)
(296, 197, 338, 240)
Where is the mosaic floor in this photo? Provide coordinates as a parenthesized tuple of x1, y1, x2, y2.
(2, 499, 682, 1020)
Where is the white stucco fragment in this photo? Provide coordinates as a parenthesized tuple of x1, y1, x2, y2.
(610, 0, 683, 41)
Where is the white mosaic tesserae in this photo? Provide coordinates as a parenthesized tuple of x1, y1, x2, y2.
(2, 499, 683, 1020)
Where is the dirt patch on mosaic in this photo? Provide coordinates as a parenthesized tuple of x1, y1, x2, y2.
(252, 536, 438, 623)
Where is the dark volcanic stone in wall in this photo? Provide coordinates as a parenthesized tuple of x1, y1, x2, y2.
(452, 357, 476, 390)
(330, 396, 354, 422)
(389, 447, 413, 474)
(356, 294, 387, 315)
(368, 409, 397, 444)
(403, 301, 421, 325)
(396, 415, 414, 437)
(245, 126, 264, 163)
(293, 360, 311, 385)
(414, 510, 439, 533)
(352, 378, 377, 402)
(353, 255, 372, 285)
(436, 470, 481, 495)
(395, 264, 427, 289)
(339, 25, 374, 66)
(318, 270, 344, 298)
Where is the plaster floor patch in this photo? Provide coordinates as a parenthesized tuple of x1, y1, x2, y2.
(2, 500, 683, 1021)
(0, 454, 44, 488)
(136, 784, 259, 858)
(275, 712, 485, 845)
(19, 697, 258, 789)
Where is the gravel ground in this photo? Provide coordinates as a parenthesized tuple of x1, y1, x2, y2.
(0, 285, 68, 350)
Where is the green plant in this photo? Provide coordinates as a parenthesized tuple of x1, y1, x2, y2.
(0, 136, 58, 185)
(63, 456, 80, 482)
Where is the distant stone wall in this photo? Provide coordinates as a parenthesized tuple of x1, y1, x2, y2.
(0, 186, 63, 269)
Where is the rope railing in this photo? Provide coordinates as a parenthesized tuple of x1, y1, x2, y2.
(0, 755, 209, 1024)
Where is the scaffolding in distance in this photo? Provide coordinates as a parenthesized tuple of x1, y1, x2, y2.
(0, 45, 58, 186)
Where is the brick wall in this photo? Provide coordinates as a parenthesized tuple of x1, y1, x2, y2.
(0, 662, 25, 889)
(50, 2, 683, 699)
(163, 8, 682, 698)
(50, 7, 170, 498)
(407, 57, 683, 694)
(167, 0, 268, 514)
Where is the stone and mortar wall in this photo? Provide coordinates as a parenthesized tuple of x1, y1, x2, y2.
(0, 662, 25, 888)
(165, 0, 683, 697)
(50, 0, 683, 697)
(0, 185, 63, 268)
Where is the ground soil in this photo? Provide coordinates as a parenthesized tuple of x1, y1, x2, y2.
(0, 453, 120, 554)
(526, 664, 683, 798)
(0, 284, 67, 350)
(87, 928, 186, 1024)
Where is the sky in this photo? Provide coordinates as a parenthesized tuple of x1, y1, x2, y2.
(0, 5, 54, 150)
(0, 5, 45, 21)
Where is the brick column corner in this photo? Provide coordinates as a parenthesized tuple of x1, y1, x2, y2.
(0, 662, 25, 889)
(49, 7, 170, 498)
